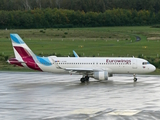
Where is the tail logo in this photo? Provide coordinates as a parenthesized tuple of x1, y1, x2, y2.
(10, 34, 42, 71)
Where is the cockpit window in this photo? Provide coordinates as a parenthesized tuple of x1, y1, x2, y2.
(142, 62, 150, 65)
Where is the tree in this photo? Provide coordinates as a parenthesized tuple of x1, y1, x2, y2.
(56, 0, 63, 9)
(22, 0, 31, 10)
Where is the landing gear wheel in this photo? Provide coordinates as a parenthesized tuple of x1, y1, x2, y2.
(80, 78, 85, 83)
(85, 76, 89, 82)
(133, 74, 137, 82)
(134, 78, 137, 82)
(80, 76, 89, 83)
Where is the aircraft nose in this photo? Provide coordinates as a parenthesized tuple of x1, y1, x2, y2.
(151, 65, 156, 72)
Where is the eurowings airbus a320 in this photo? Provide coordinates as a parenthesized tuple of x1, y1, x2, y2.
(8, 34, 156, 83)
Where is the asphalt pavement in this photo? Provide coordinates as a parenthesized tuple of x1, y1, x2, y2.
(0, 71, 160, 120)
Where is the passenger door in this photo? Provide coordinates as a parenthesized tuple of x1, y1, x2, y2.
(132, 59, 137, 69)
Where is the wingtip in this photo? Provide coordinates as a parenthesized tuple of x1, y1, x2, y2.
(10, 33, 18, 36)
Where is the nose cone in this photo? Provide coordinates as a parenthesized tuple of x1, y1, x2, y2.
(151, 65, 156, 72)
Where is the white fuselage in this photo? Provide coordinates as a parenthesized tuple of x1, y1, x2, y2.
(36, 57, 156, 75)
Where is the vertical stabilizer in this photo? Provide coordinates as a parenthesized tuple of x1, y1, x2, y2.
(10, 34, 36, 60)
(9, 34, 42, 71)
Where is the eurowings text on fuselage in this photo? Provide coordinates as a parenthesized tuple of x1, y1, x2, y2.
(8, 34, 156, 83)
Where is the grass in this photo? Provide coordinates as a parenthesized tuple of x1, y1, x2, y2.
(0, 26, 160, 73)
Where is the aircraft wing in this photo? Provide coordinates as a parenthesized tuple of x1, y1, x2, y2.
(64, 68, 100, 74)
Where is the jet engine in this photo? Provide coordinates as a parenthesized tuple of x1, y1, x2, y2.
(93, 71, 108, 80)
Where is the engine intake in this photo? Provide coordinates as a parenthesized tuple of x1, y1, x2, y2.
(93, 71, 108, 80)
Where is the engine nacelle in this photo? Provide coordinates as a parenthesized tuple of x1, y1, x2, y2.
(93, 71, 108, 80)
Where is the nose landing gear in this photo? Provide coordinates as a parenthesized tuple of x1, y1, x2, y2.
(133, 74, 137, 82)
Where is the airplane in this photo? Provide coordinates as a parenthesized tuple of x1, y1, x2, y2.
(8, 34, 156, 83)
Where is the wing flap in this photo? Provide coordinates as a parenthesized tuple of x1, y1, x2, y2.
(64, 68, 103, 73)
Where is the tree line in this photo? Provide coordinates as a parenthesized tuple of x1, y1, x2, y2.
(1, 0, 160, 13)
(0, 8, 160, 29)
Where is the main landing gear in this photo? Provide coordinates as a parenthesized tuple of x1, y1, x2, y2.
(133, 74, 137, 82)
(80, 76, 89, 83)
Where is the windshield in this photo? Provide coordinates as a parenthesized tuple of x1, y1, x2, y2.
(142, 62, 150, 65)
